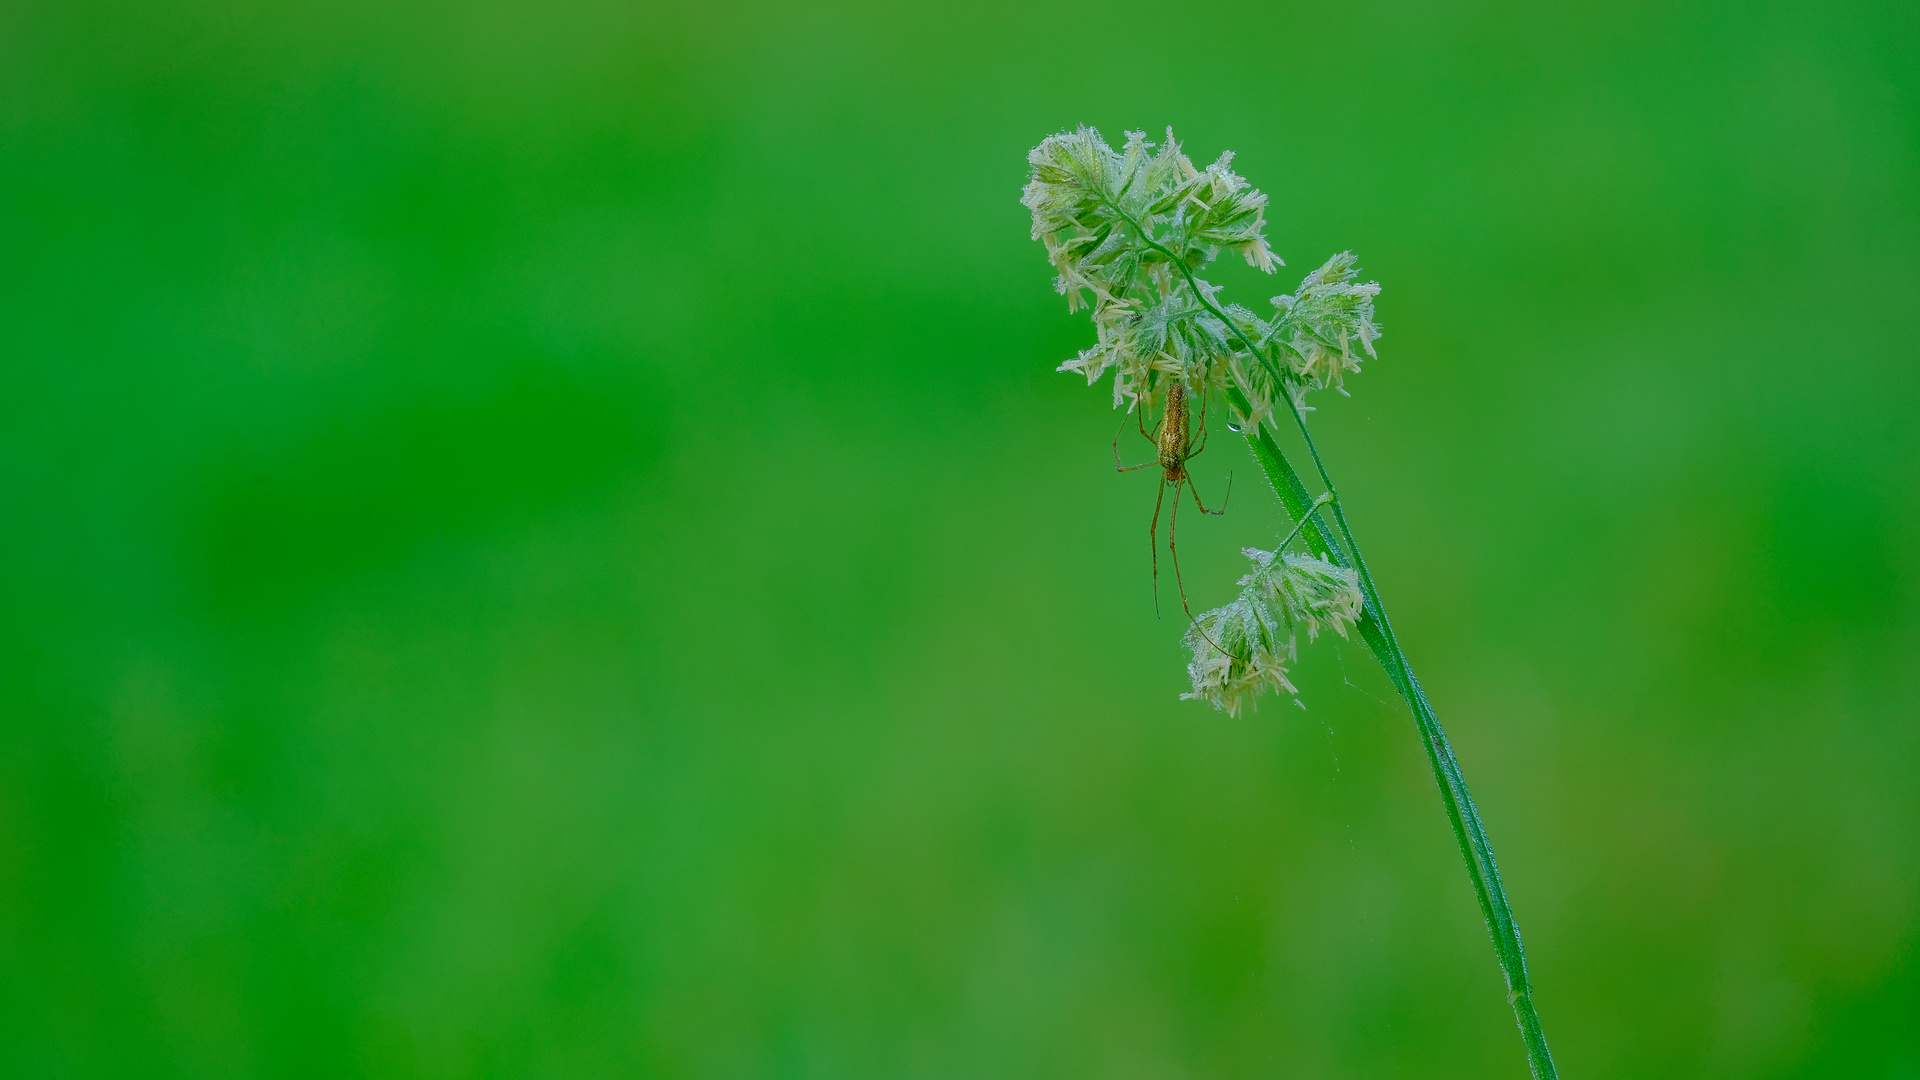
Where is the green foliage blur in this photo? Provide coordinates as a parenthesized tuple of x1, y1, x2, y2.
(4, 0, 1916, 1076)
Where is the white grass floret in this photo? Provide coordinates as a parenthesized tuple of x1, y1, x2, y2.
(1182, 547, 1363, 716)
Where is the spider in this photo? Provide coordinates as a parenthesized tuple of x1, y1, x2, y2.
(1114, 379, 1231, 618)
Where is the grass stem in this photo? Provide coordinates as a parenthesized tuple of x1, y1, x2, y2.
(1089, 185, 1557, 1077)
(1227, 386, 1561, 1080)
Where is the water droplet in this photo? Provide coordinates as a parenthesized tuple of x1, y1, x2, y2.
(1226, 419, 1244, 433)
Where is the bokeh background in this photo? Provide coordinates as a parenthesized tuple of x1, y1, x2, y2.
(4, 0, 1917, 1076)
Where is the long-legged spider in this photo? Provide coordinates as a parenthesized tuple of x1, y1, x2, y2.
(1114, 379, 1231, 618)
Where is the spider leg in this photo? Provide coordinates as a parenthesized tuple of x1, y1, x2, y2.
(1168, 476, 1199, 621)
(1166, 478, 1234, 654)
(1189, 470, 1231, 516)
(1113, 421, 1156, 472)
(1148, 480, 1167, 617)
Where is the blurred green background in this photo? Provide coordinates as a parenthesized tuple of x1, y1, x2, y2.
(3, 0, 1916, 1076)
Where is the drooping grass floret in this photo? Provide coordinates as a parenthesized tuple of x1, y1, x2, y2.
(1183, 548, 1364, 716)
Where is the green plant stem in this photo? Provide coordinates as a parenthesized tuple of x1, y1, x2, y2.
(1226, 387, 1559, 1080)
(1092, 191, 1559, 1075)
